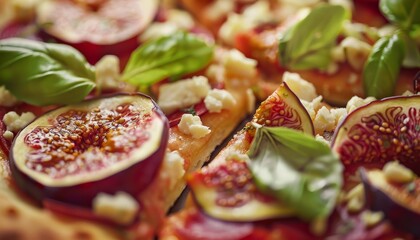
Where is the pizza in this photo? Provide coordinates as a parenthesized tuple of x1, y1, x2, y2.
(0, 0, 419, 239)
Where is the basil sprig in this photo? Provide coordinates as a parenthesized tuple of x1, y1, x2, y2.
(0, 38, 95, 106)
(363, 34, 405, 99)
(122, 32, 213, 89)
(247, 125, 342, 220)
(278, 4, 346, 70)
(363, 0, 420, 98)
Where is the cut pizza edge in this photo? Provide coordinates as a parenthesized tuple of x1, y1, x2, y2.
(159, 79, 420, 240)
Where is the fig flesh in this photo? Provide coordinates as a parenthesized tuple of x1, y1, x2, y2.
(189, 159, 294, 222)
(10, 94, 168, 207)
(361, 169, 420, 237)
(36, 0, 158, 63)
(332, 95, 420, 167)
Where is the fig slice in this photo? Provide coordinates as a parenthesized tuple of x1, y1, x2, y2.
(188, 159, 295, 222)
(331, 95, 420, 167)
(36, 0, 158, 63)
(249, 82, 314, 135)
(10, 93, 168, 207)
(360, 168, 420, 237)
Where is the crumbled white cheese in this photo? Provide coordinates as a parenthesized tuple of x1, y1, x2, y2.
(301, 95, 323, 120)
(283, 72, 317, 101)
(378, 24, 398, 38)
(167, 9, 195, 30)
(206, 0, 235, 21)
(3, 111, 35, 132)
(402, 90, 415, 96)
(161, 151, 185, 189)
(93, 192, 139, 225)
(219, 1, 272, 45)
(95, 55, 121, 91)
(2, 130, 14, 141)
(205, 64, 225, 83)
(313, 106, 346, 133)
(140, 22, 179, 42)
(331, 46, 346, 63)
(328, 0, 353, 15)
(340, 37, 372, 71)
(0, 86, 19, 107)
(178, 114, 210, 139)
(246, 88, 256, 114)
(158, 76, 211, 115)
(346, 96, 376, 113)
(204, 89, 236, 113)
(223, 49, 257, 79)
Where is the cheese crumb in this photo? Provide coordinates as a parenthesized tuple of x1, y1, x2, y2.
(206, 0, 234, 21)
(340, 37, 372, 71)
(301, 95, 323, 120)
(93, 192, 139, 225)
(313, 106, 346, 133)
(223, 49, 257, 79)
(246, 88, 256, 114)
(204, 89, 236, 113)
(0, 86, 19, 107)
(178, 114, 210, 139)
(158, 76, 211, 115)
(161, 151, 185, 189)
(95, 55, 121, 91)
(283, 72, 317, 101)
(2, 130, 14, 141)
(346, 96, 376, 113)
(3, 111, 35, 132)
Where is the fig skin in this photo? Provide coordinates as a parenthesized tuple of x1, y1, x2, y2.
(361, 169, 420, 237)
(10, 93, 169, 207)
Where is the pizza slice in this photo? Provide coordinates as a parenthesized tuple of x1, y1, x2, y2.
(160, 80, 420, 240)
(181, 0, 418, 106)
(0, 32, 257, 239)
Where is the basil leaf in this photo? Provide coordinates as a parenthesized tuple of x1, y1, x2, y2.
(122, 32, 213, 88)
(399, 32, 420, 68)
(380, 0, 420, 33)
(0, 38, 95, 106)
(278, 4, 346, 70)
(363, 34, 405, 99)
(247, 126, 342, 220)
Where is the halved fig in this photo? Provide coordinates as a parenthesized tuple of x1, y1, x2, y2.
(249, 82, 314, 135)
(10, 93, 168, 207)
(36, 0, 158, 63)
(188, 159, 295, 222)
(361, 169, 420, 237)
(331, 95, 420, 168)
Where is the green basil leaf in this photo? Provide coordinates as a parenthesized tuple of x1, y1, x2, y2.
(363, 34, 405, 99)
(399, 32, 420, 68)
(0, 38, 95, 106)
(380, 0, 420, 32)
(278, 4, 346, 70)
(122, 32, 213, 88)
(247, 125, 342, 220)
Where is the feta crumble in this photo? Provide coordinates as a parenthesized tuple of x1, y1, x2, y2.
(178, 114, 210, 139)
(93, 192, 139, 225)
(3, 111, 35, 132)
(204, 89, 236, 113)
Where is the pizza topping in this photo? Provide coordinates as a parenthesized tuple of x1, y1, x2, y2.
(122, 32, 213, 92)
(360, 210, 384, 228)
(178, 114, 210, 139)
(3, 111, 35, 132)
(37, 0, 158, 44)
(278, 4, 346, 71)
(158, 76, 211, 115)
(189, 158, 295, 222)
(204, 89, 236, 113)
(160, 151, 185, 190)
(0, 86, 19, 107)
(94, 55, 122, 92)
(383, 161, 415, 184)
(345, 95, 376, 113)
(92, 191, 140, 225)
(10, 94, 168, 206)
(282, 72, 317, 102)
(250, 83, 315, 135)
(340, 36, 372, 71)
(222, 49, 257, 79)
(332, 95, 420, 166)
(0, 38, 95, 106)
(361, 167, 420, 237)
(247, 125, 343, 221)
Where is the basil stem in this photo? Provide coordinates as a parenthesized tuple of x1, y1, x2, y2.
(0, 38, 95, 106)
(122, 32, 213, 89)
(363, 33, 405, 99)
(278, 4, 346, 70)
(247, 125, 342, 220)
